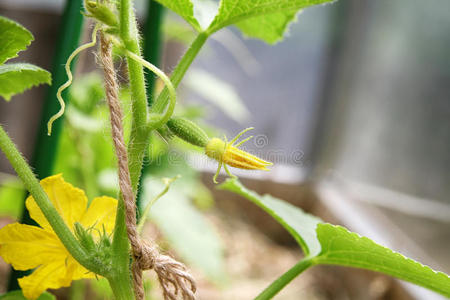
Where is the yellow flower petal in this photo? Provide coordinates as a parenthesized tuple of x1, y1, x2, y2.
(0, 175, 113, 299)
(19, 258, 76, 300)
(26, 174, 88, 232)
(224, 146, 272, 170)
(79, 196, 117, 238)
(0, 223, 65, 270)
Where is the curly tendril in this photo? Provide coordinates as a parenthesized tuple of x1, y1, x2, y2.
(47, 24, 100, 136)
(48, 24, 175, 136)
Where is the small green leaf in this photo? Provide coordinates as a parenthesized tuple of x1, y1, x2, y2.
(0, 63, 51, 101)
(219, 178, 322, 257)
(0, 290, 55, 300)
(207, 0, 335, 42)
(0, 16, 34, 65)
(314, 224, 450, 297)
(154, 0, 202, 31)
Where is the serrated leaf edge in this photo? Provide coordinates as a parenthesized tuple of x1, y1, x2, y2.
(0, 16, 34, 65)
(314, 224, 450, 297)
(0, 63, 51, 101)
(207, 0, 335, 35)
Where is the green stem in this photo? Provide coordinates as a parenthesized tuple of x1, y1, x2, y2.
(254, 258, 313, 300)
(0, 126, 105, 275)
(118, 0, 150, 192)
(107, 274, 134, 300)
(111, 8, 209, 298)
(110, 0, 148, 298)
(119, 0, 148, 129)
(110, 193, 134, 292)
(151, 32, 208, 114)
(123, 50, 176, 129)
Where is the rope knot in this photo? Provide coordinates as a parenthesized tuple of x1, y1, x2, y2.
(133, 240, 156, 270)
(133, 240, 197, 300)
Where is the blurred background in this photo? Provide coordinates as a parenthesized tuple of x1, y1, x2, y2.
(0, 0, 449, 299)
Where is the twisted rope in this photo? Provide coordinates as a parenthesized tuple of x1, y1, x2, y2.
(99, 32, 196, 300)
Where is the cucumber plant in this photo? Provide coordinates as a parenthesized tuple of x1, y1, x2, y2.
(0, 1, 449, 299)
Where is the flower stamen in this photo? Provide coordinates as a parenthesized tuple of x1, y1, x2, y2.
(206, 127, 272, 183)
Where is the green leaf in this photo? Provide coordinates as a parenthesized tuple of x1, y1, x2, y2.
(154, 0, 202, 31)
(0, 290, 55, 300)
(314, 224, 450, 297)
(157, 0, 333, 43)
(220, 178, 450, 297)
(219, 178, 322, 257)
(143, 177, 227, 283)
(207, 0, 335, 42)
(0, 16, 33, 65)
(236, 11, 298, 44)
(0, 63, 51, 101)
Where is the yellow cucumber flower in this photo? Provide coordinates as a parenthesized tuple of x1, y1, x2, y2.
(165, 119, 272, 183)
(205, 128, 272, 183)
(0, 174, 117, 300)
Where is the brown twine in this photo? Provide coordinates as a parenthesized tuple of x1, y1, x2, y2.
(99, 32, 196, 300)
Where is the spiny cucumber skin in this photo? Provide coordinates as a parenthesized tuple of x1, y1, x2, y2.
(167, 117, 209, 147)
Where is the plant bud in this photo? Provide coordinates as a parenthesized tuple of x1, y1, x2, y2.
(167, 117, 209, 147)
(85, 0, 119, 28)
(74, 222, 96, 252)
